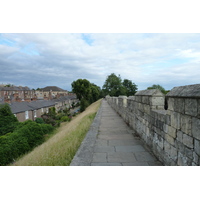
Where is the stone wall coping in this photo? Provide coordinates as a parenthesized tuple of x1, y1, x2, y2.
(118, 96, 127, 98)
(135, 89, 164, 97)
(166, 84, 200, 98)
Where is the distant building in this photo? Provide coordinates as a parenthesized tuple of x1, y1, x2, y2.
(36, 86, 68, 100)
(0, 86, 36, 103)
(0, 85, 69, 103)
(8, 95, 78, 122)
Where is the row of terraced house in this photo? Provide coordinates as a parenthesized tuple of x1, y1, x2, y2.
(0, 85, 70, 103)
(8, 95, 78, 122)
(0, 85, 79, 122)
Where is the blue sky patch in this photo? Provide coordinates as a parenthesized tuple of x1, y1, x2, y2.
(0, 34, 16, 47)
(20, 43, 40, 56)
(81, 34, 94, 46)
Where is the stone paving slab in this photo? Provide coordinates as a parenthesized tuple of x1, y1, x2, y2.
(108, 139, 143, 146)
(134, 152, 157, 162)
(92, 153, 107, 162)
(71, 99, 163, 166)
(115, 145, 146, 152)
(94, 146, 115, 153)
(91, 162, 122, 166)
(121, 162, 149, 166)
(107, 152, 137, 163)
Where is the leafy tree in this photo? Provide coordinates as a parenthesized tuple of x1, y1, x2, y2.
(71, 79, 92, 100)
(71, 79, 101, 112)
(102, 73, 137, 97)
(102, 73, 124, 96)
(147, 84, 168, 94)
(0, 104, 19, 136)
(122, 79, 138, 96)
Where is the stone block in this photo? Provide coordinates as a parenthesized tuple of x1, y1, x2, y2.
(193, 152, 199, 165)
(150, 96, 165, 106)
(177, 152, 192, 166)
(164, 141, 171, 153)
(192, 117, 200, 140)
(168, 126, 177, 138)
(144, 104, 150, 115)
(165, 134, 175, 145)
(181, 114, 192, 135)
(165, 114, 171, 126)
(184, 146, 193, 159)
(177, 130, 183, 142)
(185, 99, 198, 117)
(174, 98, 185, 114)
(163, 124, 168, 134)
(168, 98, 175, 111)
(175, 140, 185, 154)
(197, 99, 200, 118)
(192, 162, 198, 166)
(142, 96, 149, 104)
(169, 145, 178, 161)
(194, 139, 200, 156)
(183, 134, 193, 148)
(135, 96, 142, 103)
(138, 103, 144, 112)
(171, 111, 181, 129)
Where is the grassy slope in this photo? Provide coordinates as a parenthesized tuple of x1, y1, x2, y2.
(12, 99, 102, 166)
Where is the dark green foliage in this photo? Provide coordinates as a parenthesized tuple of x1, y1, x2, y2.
(102, 73, 138, 97)
(55, 113, 66, 120)
(147, 84, 168, 94)
(48, 107, 56, 118)
(61, 116, 70, 122)
(71, 79, 92, 100)
(40, 124, 54, 135)
(35, 117, 45, 124)
(122, 79, 138, 96)
(80, 98, 90, 112)
(0, 104, 19, 136)
(71, 79, 101, 112)
(0, 121, 55, 166)
(63, 107, 70, 115)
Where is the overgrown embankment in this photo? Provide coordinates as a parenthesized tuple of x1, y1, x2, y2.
(12, 99, 102, 166)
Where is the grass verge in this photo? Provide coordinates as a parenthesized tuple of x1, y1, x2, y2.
(12, 99, 102, 166)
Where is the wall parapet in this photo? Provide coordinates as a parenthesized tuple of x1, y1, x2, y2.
(106, 84, 200, 166)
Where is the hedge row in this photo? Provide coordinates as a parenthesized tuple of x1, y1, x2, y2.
(0, 120, 54, 166)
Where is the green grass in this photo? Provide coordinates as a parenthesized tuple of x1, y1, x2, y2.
(12, 100, 101, 166)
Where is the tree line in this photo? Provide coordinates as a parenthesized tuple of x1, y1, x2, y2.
(71, 73, 169, 111)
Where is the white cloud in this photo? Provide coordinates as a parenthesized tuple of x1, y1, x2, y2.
(0, 33, 200, 91)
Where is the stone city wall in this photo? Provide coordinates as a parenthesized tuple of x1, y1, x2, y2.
(106, 84, 200, 166)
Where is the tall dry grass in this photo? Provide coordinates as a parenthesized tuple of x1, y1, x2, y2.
(12, 99, 102, 166)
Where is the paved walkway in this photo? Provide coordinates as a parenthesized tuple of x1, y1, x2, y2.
(70, 99, 163, 166)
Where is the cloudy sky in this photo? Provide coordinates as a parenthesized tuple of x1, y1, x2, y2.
(1, 33, 200, 91)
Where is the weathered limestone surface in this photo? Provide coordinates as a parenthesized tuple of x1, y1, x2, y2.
(106, 84, 200, 166)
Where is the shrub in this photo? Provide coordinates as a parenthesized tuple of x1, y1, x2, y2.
(40, 124, 54, 135)
(35, 118, 45, 124)
(80, 98, 90, 112)
(0, 120, 55, 166)
(0, 104, 19, 136)
(55, 113, 66, 120)
(61, 116, 70, 122)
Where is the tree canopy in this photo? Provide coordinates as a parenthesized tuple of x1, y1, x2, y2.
(102, 73, 137, 96)
(0, 104, 19, 136)
(71, 79, 101, 111)
(147, 84, 169, 94)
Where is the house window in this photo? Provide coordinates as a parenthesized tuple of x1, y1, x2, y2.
(25, 111, 29, 119)
(46, 108, 49, 113)
(34, 110, 37, 118)
(14, 114, 16, 117)
(42, 108, 44, 113)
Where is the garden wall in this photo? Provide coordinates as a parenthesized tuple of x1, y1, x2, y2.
(106, 84, 200, 166)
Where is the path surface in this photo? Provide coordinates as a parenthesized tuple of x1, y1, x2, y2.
(70, 99, 163, 166)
